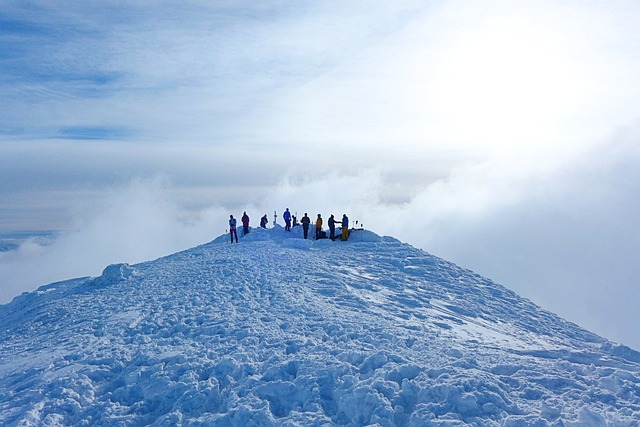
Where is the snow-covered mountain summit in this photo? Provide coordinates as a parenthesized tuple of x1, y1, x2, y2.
(1, 226, 639, 426)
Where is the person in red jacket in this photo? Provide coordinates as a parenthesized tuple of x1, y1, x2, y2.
(241, 211, 250, 236)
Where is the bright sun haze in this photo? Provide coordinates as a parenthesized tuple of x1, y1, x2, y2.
(430, 18, 583, 155)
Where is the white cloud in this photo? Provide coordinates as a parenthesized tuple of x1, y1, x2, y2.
(251, 125, 640, 350)
(0, 178, 226, 303)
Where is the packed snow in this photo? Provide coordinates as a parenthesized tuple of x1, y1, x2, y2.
(1, 225, 639, 426)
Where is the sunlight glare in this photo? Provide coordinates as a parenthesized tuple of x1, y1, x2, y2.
(430, 19, 583, 155)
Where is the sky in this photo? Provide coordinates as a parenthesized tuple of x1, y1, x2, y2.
(1, 1, 640, 349)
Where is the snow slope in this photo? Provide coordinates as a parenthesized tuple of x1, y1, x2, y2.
(1, 225, 639, 426)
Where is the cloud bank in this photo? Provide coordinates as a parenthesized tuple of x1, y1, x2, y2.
(0, 178, 225, 303)
(2, 126, 639, 350)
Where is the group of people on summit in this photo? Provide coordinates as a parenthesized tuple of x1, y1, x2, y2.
(228, 209, 349, 243)
(295, 211, 349, 242)
(283, 209, 349, 241)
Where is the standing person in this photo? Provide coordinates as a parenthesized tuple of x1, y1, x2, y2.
(229, 215, 238, 243)
(328, 214, 337, 241)
(315, 214, 323, 240)
(283, 208, 292, 231)
(241, 211, 250, 236)
(341, 214, 349, 241)
(301, 213, 311, 239)
(260, 214, 268, 228)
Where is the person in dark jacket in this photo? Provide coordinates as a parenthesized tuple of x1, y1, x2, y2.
(241, 211, 250, 235)
(301, 213, 311, 239)
(229, 215, 238, 243)
(328, 214, 337, 241)
(260, 214, 268, 228)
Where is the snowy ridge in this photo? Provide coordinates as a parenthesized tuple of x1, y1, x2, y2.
(1, 226, 639, 426)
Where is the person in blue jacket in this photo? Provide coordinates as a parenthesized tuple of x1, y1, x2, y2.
(341, 214, 349, 241)
(283, 208, 292, 231)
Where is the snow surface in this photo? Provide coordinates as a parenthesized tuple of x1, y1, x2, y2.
(1, 225, 640, 426)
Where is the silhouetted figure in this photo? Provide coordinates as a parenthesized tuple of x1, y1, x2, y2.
(301, 213, 311, 239)
(241, 211, 250, 236)
(328, 214, 337, 241)
(260, 214, 268, 228)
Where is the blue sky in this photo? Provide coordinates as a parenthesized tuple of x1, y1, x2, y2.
(2, 0, 640, 350)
